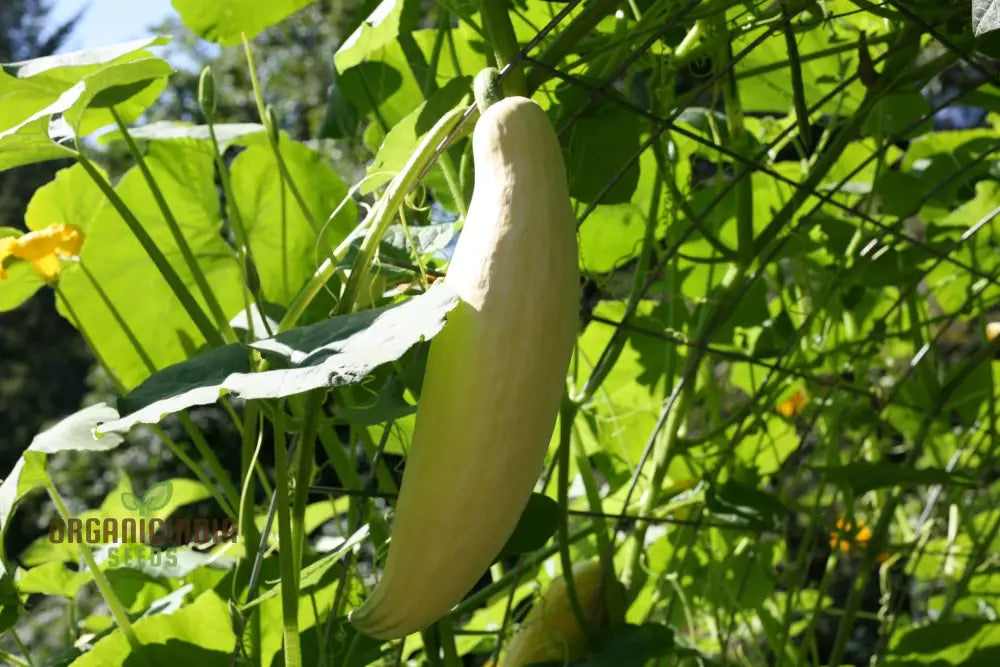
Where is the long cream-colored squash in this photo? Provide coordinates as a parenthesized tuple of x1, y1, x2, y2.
(349, 95, 580, 639)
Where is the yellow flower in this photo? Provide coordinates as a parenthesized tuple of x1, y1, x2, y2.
(776, 389, 808, 418)
(830, 518, 872, 552)
(0, 223, 84, 284)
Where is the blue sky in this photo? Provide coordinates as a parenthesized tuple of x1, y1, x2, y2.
(51, 0, 177, 52)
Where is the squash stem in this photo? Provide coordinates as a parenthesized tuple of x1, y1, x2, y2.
(478, 0, 527, 95)
(474, 67, 504, 113)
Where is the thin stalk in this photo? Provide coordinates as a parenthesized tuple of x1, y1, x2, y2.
(290, 391, 324, 579)
(205, 112, 271, 340)
(74, 154, 224, 347)
(781, 4, 811, 151)
(421, 626, 445, 667)
(437, 619, 462, 667)
(9, 629, 33, 667)
(556, 396, 595, 648)
(110, 108, 236, 342)
(0, 650, 29, 667)
(338, 106, 466, 314)
(241, 36, 322, 235)
(234, 401, 262, 667)
(46, 482, 143, 654)
(179, 412, 239, 516)
(271, 405, 302, 667)
(479, 0, 527, 95)
(717, 33, 753, 268)
(56, 288, 233, 515)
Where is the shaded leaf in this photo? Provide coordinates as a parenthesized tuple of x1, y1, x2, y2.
(98, 284, 459, 433)
(574, 623, 675, 666)
(812, 462, 975, 496)
(500, 493, 561, 558)
(705, 480, 787, 532)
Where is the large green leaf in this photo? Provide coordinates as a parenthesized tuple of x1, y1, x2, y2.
(172, 0, 318, 45)
(97, 283, 459, 432)
(334, 0, 420, 72)
(70, 589, 236, 666)
(885, 620, 1000, 665)
(0, 38, 171, 165)
(363, 76, 470, 194)
(0, 404, 123, 630)
(230, 134, 357, 305)
(53, 143, 245, 389)
(734, 27, 868, 115)
(812, 462, 975, 495)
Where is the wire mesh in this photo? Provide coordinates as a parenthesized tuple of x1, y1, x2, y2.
(449, 0, 1000, 664)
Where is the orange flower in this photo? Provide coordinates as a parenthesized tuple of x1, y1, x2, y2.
(776, 389, 808, 418)
(830, 518, 872, 552)
(0, 223, 84, 284)
(987, 322, 1000, 342)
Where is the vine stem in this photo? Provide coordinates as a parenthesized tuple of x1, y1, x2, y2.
(45, 481, 143, 655)
(271, 405, 302, 667)
(109, 107, 237, 343)
(478, 0, 527, 95)
(241, 35, 322, 236)
(556, 395, 596, 648)
(74, 155, 224, 347)
(338, 105, 466, 314)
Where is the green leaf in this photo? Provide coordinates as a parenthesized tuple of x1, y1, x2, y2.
(705, 480, 787, 532)
(99, 121, 265, 147)
(231, 134, 357, 305)
(2, 37, 168, 76)
(112, 344, 252, 423)
(561, 97, 642, 205)
(734, 28, 867, 115)
(98, 284, 459, 432)
(54, 143, 245, 389)
(243, 525, 368, 610)
(861, 92, 933, 139)
(335, 0, 420, 72)
(364, 76, 470, 194)
(0, 403, 123, 609)
(812, 462, 976, 496)
(172, 0, 317, 45)
(885, 620, 1000, 665)
(0, 404, 123, 535)
(69, 590, 236, 666)
(500, 493, 560, 557)
(17, 561, 88, 598)
(0, 124, 76, 175)
(573, 623, 675, 666)
(576, 148, 661, 274)
(0, 38, 172, 147)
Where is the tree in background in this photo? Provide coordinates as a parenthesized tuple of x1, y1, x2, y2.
(0, 0, 87, 470)
(149, 0, 362, 141)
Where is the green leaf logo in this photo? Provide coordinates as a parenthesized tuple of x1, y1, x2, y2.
(121, 481, 173, 517)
